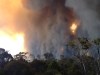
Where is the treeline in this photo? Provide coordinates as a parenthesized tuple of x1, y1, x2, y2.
(0, 38, 100, 75)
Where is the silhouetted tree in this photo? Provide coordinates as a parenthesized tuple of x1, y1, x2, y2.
(30, 59, 47, 75)
(4, 60, 32, 75)
(83, 56, 96, 75)
(47, 60, 60, 71)
(44, 52, 54, 60)
(67, 38, 92, 75)
(14, 52, 28, 61)
(0, 69, 5, 75)
(93, 38, 100, 75)
(0, 38, 99, 75)
(0, 48, 13, 68)
(44, 69, 61, 75)
(78, 38, 91, 75)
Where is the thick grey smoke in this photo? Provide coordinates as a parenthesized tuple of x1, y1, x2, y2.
(14, 0, 100, 58)
(15, 0, 75, 58)
(66, 0, 100, 39)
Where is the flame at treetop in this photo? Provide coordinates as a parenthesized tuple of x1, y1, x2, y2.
(70, 23, 77, 34)
(70, 21, 79, 35)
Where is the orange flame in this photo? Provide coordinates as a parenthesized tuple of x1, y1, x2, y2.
(0, 0, 26, 55)
(0, 31, 25, 55)
(70, 21, 79, 35)
(70, 23, 77, 34)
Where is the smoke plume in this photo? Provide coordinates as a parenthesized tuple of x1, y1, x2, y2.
(66, 0, 100, 39)
(13, 0, 76, 58)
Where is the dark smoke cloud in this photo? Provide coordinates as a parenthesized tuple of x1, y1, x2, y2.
(15, 0, 75, 58)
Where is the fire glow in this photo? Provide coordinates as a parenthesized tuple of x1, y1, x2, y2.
(70, 22, 78, 34)
(0, 0, 26, 55)
(0, 31, 25, 55)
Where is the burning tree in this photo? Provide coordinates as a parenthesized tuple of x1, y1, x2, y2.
(67, 21, 93, 75)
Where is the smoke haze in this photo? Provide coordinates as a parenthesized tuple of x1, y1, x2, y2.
(0, 0, 100, 57)
(15, 0, 76, 58)
(66, 0, 100, 38)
